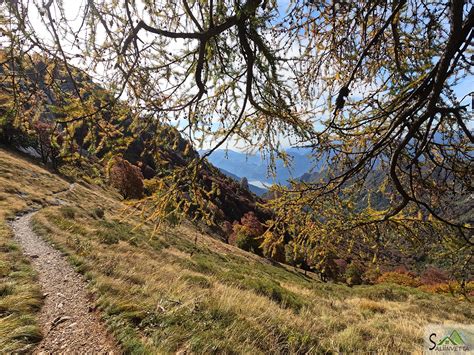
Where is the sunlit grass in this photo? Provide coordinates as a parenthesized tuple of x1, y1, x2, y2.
(33, 204, 473, 353)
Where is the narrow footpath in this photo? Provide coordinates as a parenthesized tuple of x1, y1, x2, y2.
(12, 204, 118, 353)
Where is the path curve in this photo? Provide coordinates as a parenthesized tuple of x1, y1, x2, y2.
(12, 211, 118, 354)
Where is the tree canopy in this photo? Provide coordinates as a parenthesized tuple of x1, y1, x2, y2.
(1, 0, 473, 273)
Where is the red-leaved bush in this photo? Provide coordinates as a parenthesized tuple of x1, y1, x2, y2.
(109, 157, 144, 199)
(228, 212, 264, 253)
(240, 211, 265, 236)
(420, 266, 450, 285)
(34, 120, 63, 168)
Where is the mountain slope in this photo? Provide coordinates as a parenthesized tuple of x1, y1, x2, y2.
(0, 52, 270, 231)
(1, 147, 473, 353)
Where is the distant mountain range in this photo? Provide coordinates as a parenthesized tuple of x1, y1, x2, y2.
(200, 148, 319, 187)
(202, 132, 458, 188)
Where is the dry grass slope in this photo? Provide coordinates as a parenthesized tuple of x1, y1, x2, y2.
(0, 146, 472, 353)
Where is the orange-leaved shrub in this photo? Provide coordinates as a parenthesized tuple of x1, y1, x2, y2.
(416, 266, 474, 298)
(376, 270, 421, 287)
(393, 265, 417, 278)
(419, 281, 474, 297)
(109, 157, 144, 199)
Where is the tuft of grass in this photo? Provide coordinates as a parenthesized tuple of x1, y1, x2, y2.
(354, 283, 412, 302)
(59, 206, 76, 219)
(351, 298, 387, 314)
(189, 255, 221, 275)
(95, 220, 141, 245)
(182, 274, 213, 289)
(93, 207, 105, 219)
(97, 229, 120, 245)
(228, 276, 305, 311)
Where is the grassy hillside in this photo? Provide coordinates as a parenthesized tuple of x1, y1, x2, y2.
(0, 147, 472, 353)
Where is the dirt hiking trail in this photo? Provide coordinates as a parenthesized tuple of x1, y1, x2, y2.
(12, 205, 118, 353)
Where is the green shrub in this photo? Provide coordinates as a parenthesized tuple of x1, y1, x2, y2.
(315, 252, 340, 282)
(97, 230, 119, 245)
(284, 243, 309, 269)
(96, 220, 140, 244)
(235, 231, 261, 253)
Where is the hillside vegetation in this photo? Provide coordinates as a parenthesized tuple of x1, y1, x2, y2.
(1, 51, 471, 282)
(1, 147, 472, 353)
